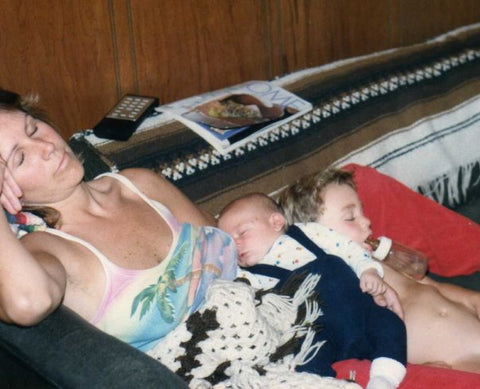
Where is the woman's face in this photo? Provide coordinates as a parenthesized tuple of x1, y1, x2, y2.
(0, 110, 84, 207)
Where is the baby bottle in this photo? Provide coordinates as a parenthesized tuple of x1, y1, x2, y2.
(365, 236, 429, 280)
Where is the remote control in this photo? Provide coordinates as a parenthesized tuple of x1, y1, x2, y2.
(93, 94, 159, 141)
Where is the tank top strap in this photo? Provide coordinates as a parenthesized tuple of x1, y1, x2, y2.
(96, 172, 180, 232)
(44, 228, 112, 263)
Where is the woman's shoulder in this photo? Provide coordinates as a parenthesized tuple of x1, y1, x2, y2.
(113, 168, 213, 226)
(92, 168, 169, 198)
(116, 168, 169, 191)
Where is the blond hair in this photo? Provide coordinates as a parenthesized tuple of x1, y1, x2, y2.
(278, 168, 355, 225)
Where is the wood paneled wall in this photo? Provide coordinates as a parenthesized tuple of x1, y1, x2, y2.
(1, 0, 479, 139)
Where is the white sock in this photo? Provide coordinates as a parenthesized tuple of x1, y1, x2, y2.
(367, 357, 406, 389)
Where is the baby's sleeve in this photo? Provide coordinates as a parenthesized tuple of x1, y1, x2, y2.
(299, 223, 384, 278)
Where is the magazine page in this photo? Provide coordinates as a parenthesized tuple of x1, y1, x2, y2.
(158, 80, 312, 154)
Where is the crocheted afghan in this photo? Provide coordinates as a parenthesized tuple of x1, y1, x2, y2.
(148, 274, 361, 389)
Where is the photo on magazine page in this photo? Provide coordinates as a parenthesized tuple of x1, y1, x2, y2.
(158, 80, 312, 154)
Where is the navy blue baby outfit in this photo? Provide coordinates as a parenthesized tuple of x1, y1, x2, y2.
(247, 225, 407, 377)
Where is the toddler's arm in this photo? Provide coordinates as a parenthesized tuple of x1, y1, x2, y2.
(299, 223, 383, 279)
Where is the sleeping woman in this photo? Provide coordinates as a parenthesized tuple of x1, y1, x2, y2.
(0, 88, 237, 351)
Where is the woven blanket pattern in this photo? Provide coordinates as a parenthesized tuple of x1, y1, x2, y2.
(147, 276, 360, 389)
(70, 24, 480, 215)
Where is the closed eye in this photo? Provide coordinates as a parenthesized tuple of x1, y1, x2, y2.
(26, 117, 39, 137)
(16, 151, 25, 166)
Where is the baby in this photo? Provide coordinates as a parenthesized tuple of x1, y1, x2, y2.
(218, 193, 407, 389)
(279, 167, 480, 374)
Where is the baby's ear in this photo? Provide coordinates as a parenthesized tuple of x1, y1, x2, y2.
(270, 212, 286, 232)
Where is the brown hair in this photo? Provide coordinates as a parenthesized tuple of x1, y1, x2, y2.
(278, 167, 356, 225)
(0, 88, 62, 228)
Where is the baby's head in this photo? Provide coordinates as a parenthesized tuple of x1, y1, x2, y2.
(218, 193, 286, 267)
(279, 168, 371, 245)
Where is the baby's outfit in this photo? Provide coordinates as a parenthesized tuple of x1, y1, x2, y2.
(43, 173, 237, 351)
(239, 222, 383, 289)
(245, 223, 407, 389)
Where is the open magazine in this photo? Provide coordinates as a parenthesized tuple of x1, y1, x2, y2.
(157, 81, 312, 154)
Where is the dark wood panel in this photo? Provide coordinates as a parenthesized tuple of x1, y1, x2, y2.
(110, 0, 138, 96)
(1, 0, 479, 139)
(0, 0, 119, 138)
(129, 0, 271, 104)
(390, 0, 480, 46)
(269, 0, 391, 76)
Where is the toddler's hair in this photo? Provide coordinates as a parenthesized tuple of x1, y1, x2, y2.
(278, 167, 356, 225)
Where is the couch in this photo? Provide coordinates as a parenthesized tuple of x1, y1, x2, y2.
(1, 23, 480, 388)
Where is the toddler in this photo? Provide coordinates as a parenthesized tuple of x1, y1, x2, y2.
(279, 166, 480, 374)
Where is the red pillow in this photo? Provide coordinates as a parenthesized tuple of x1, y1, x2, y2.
(342, 163, 480, 276)
(334, 359, 480, 388)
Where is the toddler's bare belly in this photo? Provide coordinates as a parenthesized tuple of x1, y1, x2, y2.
(402, 283, 480, 372)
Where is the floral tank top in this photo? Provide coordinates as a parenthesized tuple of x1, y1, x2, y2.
(45, 173, 237, 351)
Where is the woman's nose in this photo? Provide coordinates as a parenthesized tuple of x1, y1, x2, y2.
(38, 140, 55, 159)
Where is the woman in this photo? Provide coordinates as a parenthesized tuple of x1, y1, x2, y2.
(0, 88, 237, 351)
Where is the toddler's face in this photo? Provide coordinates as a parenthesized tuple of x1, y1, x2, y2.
(218, 202, 281, 267)
(316, 183, 372, 246)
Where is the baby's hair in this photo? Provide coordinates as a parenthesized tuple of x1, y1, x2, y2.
(278, 167, 356, 225)
(0, 88, 62, 228)
(219, 192, 284, 219)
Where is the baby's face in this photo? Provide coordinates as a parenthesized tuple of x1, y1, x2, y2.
(218, 202, 281, 267)
(316, 183, 372, 246)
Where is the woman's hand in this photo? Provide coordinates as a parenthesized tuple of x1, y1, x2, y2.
(0, 158, 22, 214)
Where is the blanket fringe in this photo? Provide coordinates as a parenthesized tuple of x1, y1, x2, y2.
(417, 160, 480, 207)
(147, 275, 359, 388)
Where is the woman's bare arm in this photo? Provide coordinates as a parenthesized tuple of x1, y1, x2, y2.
(0, 213, 66, 325)
(0, 160, 66, 325)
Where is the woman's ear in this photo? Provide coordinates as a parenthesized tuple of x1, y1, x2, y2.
(269, 212, 286, 232)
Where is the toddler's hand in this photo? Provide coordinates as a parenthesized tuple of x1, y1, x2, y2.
(373, 283, 404, 319)
(0, 159, 22, 214)
(360, 269, 386, 296)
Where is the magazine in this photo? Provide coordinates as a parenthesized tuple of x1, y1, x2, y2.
(157, 80, 312, 154)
